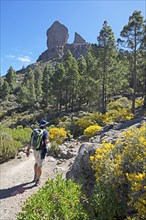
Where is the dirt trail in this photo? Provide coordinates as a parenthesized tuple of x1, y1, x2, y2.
(0, 150, 77, 220)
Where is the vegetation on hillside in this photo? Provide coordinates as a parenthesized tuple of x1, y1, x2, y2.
(16, 123, 146, 220)
(0, 10, 145, 220)
(0, 10, 145, 119)
(0, 96, 144, 162)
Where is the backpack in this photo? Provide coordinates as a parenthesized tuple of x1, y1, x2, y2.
(31, 128, 43, 150)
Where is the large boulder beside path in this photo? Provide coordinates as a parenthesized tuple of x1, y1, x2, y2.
(66, 116, 146, 195)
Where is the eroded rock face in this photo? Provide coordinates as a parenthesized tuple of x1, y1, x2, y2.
(74, 32, 86, 44)
(37, 21, 90, 62)
(64, 43, 90, 59)
(46, 21, 69, 50)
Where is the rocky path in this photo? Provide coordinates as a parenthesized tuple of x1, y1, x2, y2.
(0, 144, 79, 220)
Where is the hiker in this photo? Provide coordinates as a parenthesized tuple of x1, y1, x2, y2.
(26, 120, 49, 186)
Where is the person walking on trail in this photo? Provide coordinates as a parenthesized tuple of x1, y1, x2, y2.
(26, 120, 49, 186)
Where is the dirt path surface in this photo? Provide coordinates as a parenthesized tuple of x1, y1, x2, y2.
(0, 146, 79, 220)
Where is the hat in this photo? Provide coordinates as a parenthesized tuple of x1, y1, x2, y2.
(39, 120, 49, 127)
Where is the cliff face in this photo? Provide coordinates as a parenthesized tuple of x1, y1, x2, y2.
(37, 21, 90, 62)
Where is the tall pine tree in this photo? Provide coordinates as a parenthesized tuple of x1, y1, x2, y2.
(97, 20, 116, 113)
(34, 69, 43, 103)
(118, 10, 145, 113)
(5, 66, 16, 93)
(42, 64, 53, 108)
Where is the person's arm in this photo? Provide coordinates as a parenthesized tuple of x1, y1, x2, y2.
(45, 138, 49, 144)
(44, 130, 49, 145)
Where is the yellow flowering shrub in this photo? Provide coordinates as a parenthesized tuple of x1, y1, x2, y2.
(73, 108, 134, 137)
(91, 123, 146, 219)
(135, 99, 144, 108)
(49, 127, 67, 145)
(84, 125, 102, 138)
(103, 108, 134, 124)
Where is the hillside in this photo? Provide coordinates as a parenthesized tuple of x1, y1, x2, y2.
(0, 113, 145, 220)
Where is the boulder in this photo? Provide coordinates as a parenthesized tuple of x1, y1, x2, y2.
(66, 143, 101, 196)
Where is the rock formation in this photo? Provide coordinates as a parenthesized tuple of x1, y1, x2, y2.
(74, 32, 86, 44)
(46, 21, 69, 50)
(37, 21, 90, 62)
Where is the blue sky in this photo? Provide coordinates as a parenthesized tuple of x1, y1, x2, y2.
(0, 0, 145, 76)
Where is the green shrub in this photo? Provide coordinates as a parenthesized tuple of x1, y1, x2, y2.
(17, 175, 89, 220)
(58, 116, 82, 137)
(0, 126, 32, 162)
(0, 130, 22, 162)
(91, 183, 125, 220)
(9, 126, 32, 143)
(107, 97, 144, 111)
(75, 117, 94, 134)
(107, 97, 131, 110)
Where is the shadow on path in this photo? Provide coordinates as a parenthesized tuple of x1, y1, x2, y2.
(0, 181, 36, 200)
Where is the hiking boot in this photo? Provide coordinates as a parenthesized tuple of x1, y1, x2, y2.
(35, 179, 40, 186)
(32, 175, 37, 182)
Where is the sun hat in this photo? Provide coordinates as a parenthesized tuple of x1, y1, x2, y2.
(39, 120, 49, 127)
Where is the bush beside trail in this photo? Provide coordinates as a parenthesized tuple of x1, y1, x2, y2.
(91, 122, 146, 220)
(0, 126, 32, 163)
(17, 175, 90, 220)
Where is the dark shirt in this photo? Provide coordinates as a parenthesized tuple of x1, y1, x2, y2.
(42, 129, 48, 148)
(41, 129, 48, 159)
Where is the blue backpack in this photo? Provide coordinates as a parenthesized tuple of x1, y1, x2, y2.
(31, 129, 43, 150)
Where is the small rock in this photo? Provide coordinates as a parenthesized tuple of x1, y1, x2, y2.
(47, 157, 56, 162)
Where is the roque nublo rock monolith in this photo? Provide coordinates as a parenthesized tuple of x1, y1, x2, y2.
(37, 21, 90, 62)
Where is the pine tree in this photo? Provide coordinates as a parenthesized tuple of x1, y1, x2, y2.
(27, 69, 36, 107)
(85, 51, 98, 107)
(139, 20, 146, 108)
(97, 20, 116, 113)
(17, 85, 29, 109)
(0, 77, 4, 99)
(77, 55, 87, 109)
(34, 69, 43, 102)
(42, 64, 53, 108)
(1, 80, 10, 100)
(63, 50, 80, 111)
(5, 66, 16, 92)
(50, 63, 65, 111)
(118, 10, 145, 113)
(18, 69, 36, 109)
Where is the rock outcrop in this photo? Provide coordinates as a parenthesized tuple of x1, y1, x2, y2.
(37, 21, 90, 62)
(46, 21, 69, 50)
(74, 32, 86, 44)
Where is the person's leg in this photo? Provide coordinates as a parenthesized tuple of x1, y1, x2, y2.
(34, 163, 38, 180)
(35, 152, 44, 185)
(33, 150, 41, 182)
(36, 165, 42, 181)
